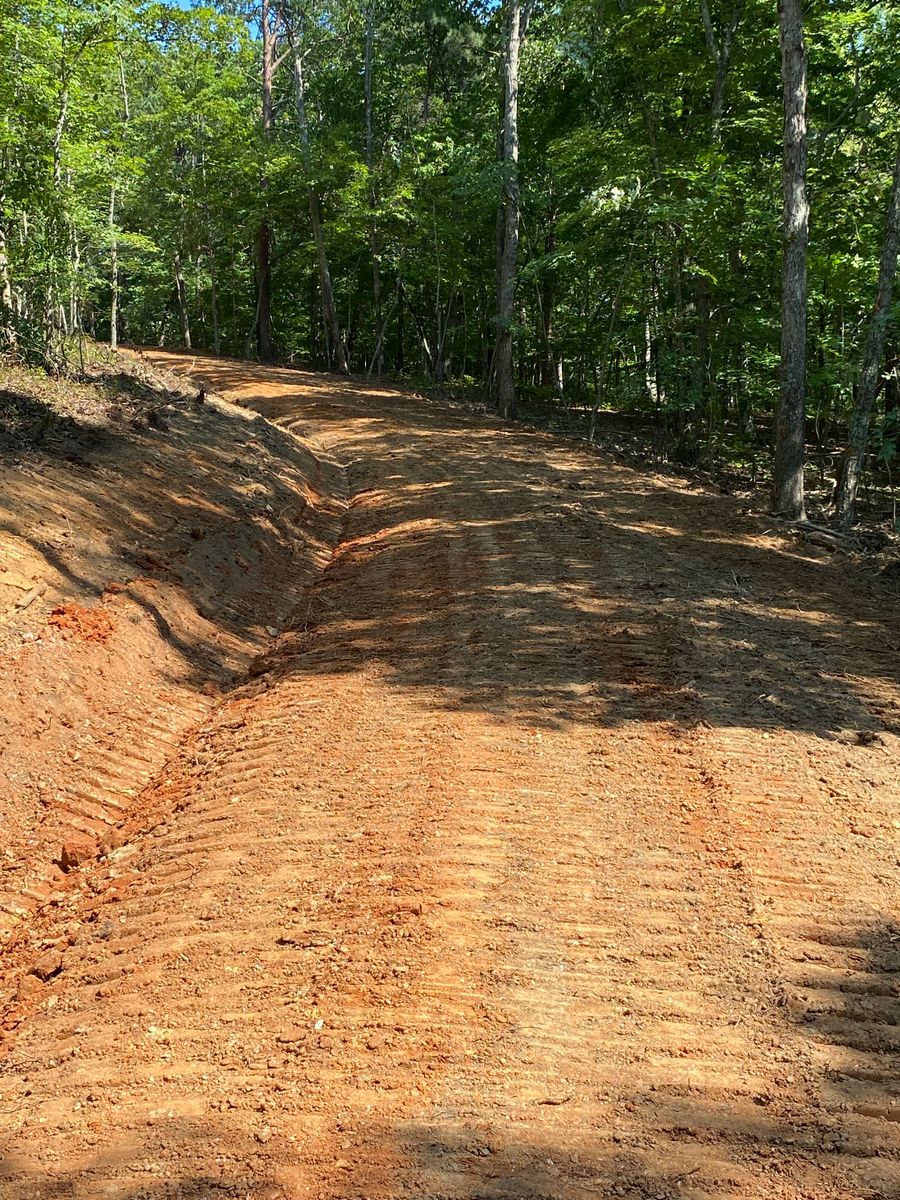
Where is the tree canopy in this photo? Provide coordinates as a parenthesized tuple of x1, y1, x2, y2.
(2, 0, 899, 525)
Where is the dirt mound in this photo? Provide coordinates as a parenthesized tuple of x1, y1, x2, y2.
(0, 353, 346, 944)
(46, 602, 115, 643)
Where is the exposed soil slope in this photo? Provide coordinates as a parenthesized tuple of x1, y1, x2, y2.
(1, 350, 898, 1200)
(0, 358, 344, 939)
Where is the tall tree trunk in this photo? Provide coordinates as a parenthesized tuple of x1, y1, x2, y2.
(773, 0, 809, 519)
(256, 0, 275, 362)
(109, 186, 118, 352)
(368, 290, 398, 378)
(0, 221, 16, 349)
(175, 252, 191, 349)
(255, 221, 273, 360)
(208, 241, 221, 355)
(695, 0, 742, 457)
(539, 218, 557, 388)
(199, 153, 221, 355)
(290, 42, 348, 374)
(44, 84, 69, 370)
(834, 136, 900, 529)
(395, 274, 405, 370)
(364, 1, 383, 372)
(492, 0, 533, 418)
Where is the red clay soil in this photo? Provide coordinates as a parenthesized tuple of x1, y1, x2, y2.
(47, 604, 116, 644)
(0, 362, 343, 939)
(0, 349, 899, 1200)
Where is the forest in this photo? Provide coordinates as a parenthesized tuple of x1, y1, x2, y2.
(2, 0, 900, 529)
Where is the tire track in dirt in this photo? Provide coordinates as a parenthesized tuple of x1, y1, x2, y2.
(0, 353, 897, 1200)
(695, 728, 900, 1198)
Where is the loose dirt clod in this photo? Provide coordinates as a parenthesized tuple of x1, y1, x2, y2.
(59, 838, 96, 872)
(28, 950, 62, 982)
(47, 603, 115, 644)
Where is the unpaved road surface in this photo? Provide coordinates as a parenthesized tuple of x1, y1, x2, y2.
(2, 353, 899, 1200)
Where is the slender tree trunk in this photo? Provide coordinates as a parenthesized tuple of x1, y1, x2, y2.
(368, 292, 398, 377)
(109, 186, 118, 352)
(539, 219, 557, 388)
(493, 0, 532, 418)
(290, 43, 348, 374)
(256, 0, 275, 362)
(68, 193, 80, 338)
(255, 221, 273, 360)
(835, 135, 900, 529)
(157, 301, 171, 347)
(175, 252, 191, 349)
(208, 242, 221, 355)
(589, 248, 633, 442)
(700, 0, 743, 143)
(44, 83, 69, 370)
(52, 85, 67, 191)
(395, 275, 404, 370)
(492, 118, 505, 368)
(199, 153, 221, 355)
(0, 221, 16, 349)
(773, 0, 809, 519)
(364, 1, 383, 372)
(399, 282, 434, 374)
(693, 0, 742, 458)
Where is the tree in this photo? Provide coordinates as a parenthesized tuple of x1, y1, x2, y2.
(284, 4, 349, 375)
(255, 0, 276, 362)
(773, 0, 809, 520)
(835, 134, 900, 529)
(492, 0, 533, 418)
(0, 0, 897, 544)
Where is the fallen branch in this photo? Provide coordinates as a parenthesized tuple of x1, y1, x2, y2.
(782, 519, 857, 552)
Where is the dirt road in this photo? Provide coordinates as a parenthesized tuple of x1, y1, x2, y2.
(2, 353, 899, 1200)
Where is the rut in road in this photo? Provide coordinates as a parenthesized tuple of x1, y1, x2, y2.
(2, 354, 899, 1200)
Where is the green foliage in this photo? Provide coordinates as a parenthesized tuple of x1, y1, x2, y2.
(1, 0, 899, 500)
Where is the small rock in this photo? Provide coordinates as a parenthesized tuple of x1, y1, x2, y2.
(59, 838, 95, 872)
(100, 828, 127, 857)
(247, 654, 276, 678)
(16, 975, 44, 1001)
(30, 950, 63, 982)
(255, 1125, 271, 1144)
(276, 1028, 307, 1045)
(265, 626, 280, 638)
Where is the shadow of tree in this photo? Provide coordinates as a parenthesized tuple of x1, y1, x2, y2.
(0, 375, 343, 688)
(5, 924, 900, 1197)
(151, 352, 900, 741)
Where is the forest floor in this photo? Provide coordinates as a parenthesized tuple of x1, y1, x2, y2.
(1, 349, 899, 1200)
